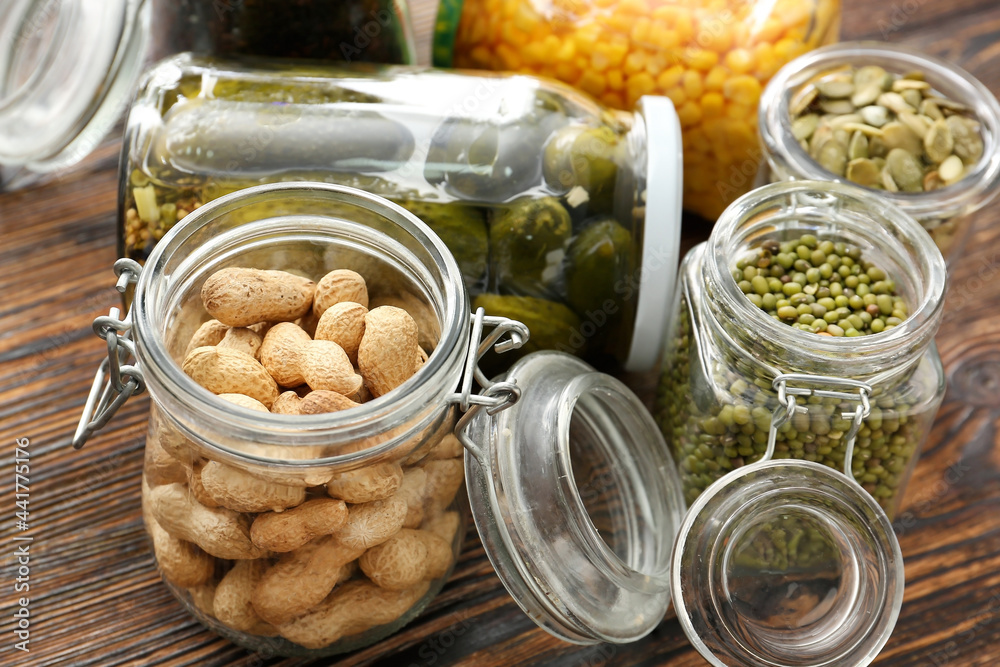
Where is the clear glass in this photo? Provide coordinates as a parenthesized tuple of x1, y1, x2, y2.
(150, 0, 416, 65)
(120, 54, 656, 367)
(134, 182, 469, 656)
(462, 352, 686, 644)
(672, 459, 903, 666)
(759, 41, 1000, 261)
(0, 0, 149, 189)
(436, 0, 842, 220)
(655, 180, 947, 519)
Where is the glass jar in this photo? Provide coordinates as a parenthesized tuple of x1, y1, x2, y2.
(0, 0, 415, 190)
(119, 54, 685, 371)
(75, 182, 688, 656)
(0, 0, 149, 189)
(758, 41, 1000, 261)
(150, 0, 416, 65)
(656, 179, 947, 520)
(433, 0, 841, 220)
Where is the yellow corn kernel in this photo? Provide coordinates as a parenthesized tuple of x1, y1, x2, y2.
(513, 4, 541, 32)
(645, 54, 667, 77)
(578, 70, 608, 97)
(608, 13, 636, 34)
(607, 69, 625, 91)
(556, 38, 576, 62)
(664, 87, 687, 108)
(684, 48, 719, 71)
(630, 16, 652, 44)
(501, 23, 529, 46)
(682, 70, 704, 100)
(723, 75, 762, 107)
(696, 23, 732, 53)
(626, 72, 657, 98)
(623, 51, 648, 75)
(677, 101, 704, 128)
(724, 48, 755, 74)
(753, 18, 784, 44)
(656, 65, 684, 91)
(773, 37, 799, 62)
(469, 46, 495, 68)
(555, 62, 580, 82)
(600, 91, 626, 109)
(601, 41, 629, 68)
(496, 43, 522, 70)
(704, 66, 728, 91)
(700, 92, 724, 118)
(522, 42, 547, 65)
(591, 50, 611, 72)
(753, 43, 779, 79)
(649, 23, 681, 51)
(617, 0, 650, 15)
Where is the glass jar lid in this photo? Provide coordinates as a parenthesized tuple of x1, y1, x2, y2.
(671, 374, 904, 667)
(459, 351, 687, 644)
(0, 0, 149, 187)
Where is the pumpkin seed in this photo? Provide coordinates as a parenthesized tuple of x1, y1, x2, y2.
(881, 166, 899, 192)
(901, 89, 923, 109)
(841, 122, 883, 137)
(817, 140, 848, 176)
(818, 78, 856, 99)
(880, 121, 923, 155)
(853, 65, 889, 89)
(869, 135, 889, 159)
(851, 83, 884, 108)
(919, 99, 944, 120)
(892, 79, 931, 92)
(846, 158, 881, 187)
(947, 115, 984, 164)
(939, 154, 965, 184)
(848, 130, 869, 160)
(887, 148, 924, 192)
(898, 111, 931, 138)
(860, 105, 890, 127)
(877, 92, 915, 115)
(926, 96, 971, 113)
(923, 170, 944, 191)
(791, 86, 818, 116)
(819, 99, 856, 115)
(792, 114, 820, 141)
(923, 119, 954, 164)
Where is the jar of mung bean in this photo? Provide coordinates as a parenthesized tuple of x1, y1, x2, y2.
(656, 179, 947, 520)
(758, 42, 1000, 262)
(433, 0, 841, 220)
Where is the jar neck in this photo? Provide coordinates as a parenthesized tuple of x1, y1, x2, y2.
(701, 180, 946, 384)
(0, 0, 148, 182)
(133, 182, 470, 468)
(760, 41, 1000, 221)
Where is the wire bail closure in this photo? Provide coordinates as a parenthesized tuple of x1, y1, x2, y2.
(764, 373, 873, 478)
(72, 259, 145, 450)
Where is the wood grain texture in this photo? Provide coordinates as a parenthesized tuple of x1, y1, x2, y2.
(2, 0, 1000, 665)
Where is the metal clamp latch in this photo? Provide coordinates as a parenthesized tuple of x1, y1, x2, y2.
(765, 373, 873, 478)
(73, 259, 145, 449)
(446, 307, 529, 416)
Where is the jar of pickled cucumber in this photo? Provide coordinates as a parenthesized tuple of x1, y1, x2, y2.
(119, 54, 685, 371)
(759, 42, 1000, 261)
(73, 182, 689, 655)
(433, 0, 841, 220)
(656, 179, 947, 520)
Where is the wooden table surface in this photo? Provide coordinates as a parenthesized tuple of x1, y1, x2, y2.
(4, 0, 1000, 665)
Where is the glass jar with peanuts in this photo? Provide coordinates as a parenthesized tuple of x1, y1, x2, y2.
(74, 182, 688, 655)
(759, 41, 1000, 262)
(433, 0, 841, 220)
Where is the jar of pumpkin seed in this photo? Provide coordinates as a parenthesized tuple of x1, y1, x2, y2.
(655, 180, 947, 520)
(758, 42, 1000, 261)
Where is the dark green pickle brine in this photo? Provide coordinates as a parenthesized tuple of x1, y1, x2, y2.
(120, 55, 663, 366)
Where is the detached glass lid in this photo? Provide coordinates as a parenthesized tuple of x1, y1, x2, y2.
(672, 374, 905, 667)
(457, 351, 687, 644)
(457, 356, 904, 661)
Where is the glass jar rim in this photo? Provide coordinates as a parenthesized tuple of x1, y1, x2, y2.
(706, 180, 947, 378)
(760, 41, 1000, 221)
(132, 182, 470, 466)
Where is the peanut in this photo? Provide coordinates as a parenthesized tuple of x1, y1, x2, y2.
(416, 530, 454, 580)
(185, 319, 229, 358)
(397, 467, 427, 529)
(216, 327, 263, 360)
(359, 529, 430, 590)
(251, 498, 349, 552)
(187, 580, 218, 619)
(427, 433, 463, 461)
(218, 393, 269, 413)
(252, 536, 363, 625)
(315, 301, 368, 365)
(277, 579, 431, 649)
(183, 346, 279, 408)
(202, 267, 315, 327)
(358, 306, 421, 398)
(422, 459, 465, 517)
(146, 508, 215, 588)
(147, 483, 268, 560)
(200, 461, 306, 513)
(214, 560, 279, 636)
(301, 340, 363, 395)
(299, 390, 361, 415)
(423, 511, 461, 547)
(314, 269, 369, 316)
(370, 291, 440, 353)
(336, 496, 408, 551)
(145, 435, 188, 487)
(187, 461, 220, 509)
(150, 406, 200, 467)
(271, 391, 303, 415)
(326, 463, 403, 504)
(260, 322, 311, 387)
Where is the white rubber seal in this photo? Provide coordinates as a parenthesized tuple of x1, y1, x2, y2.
(624, 96, 683, 372)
